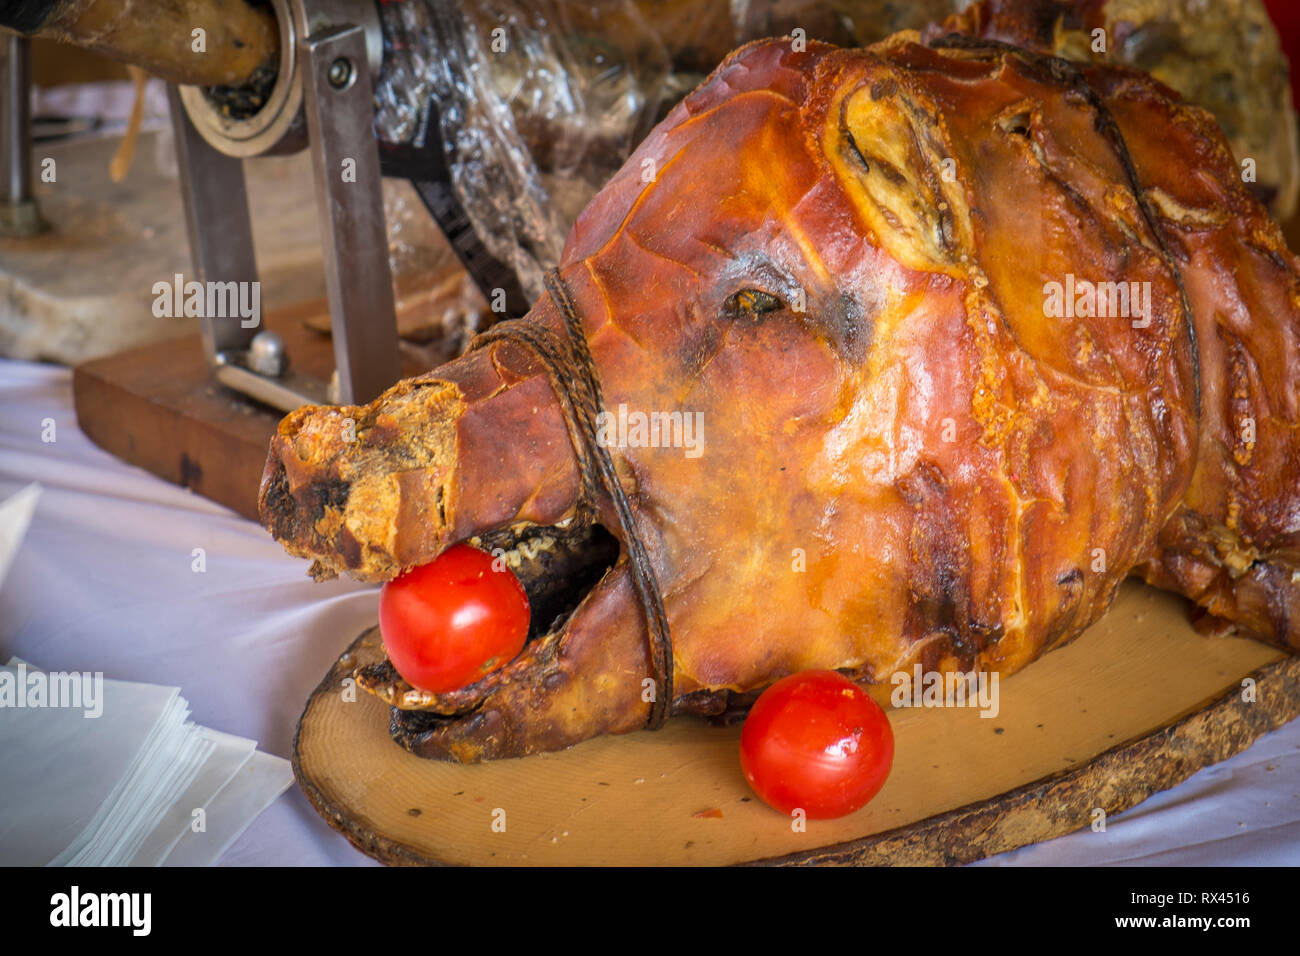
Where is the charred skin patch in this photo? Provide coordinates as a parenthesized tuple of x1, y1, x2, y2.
(259, 461, 352, 580)
(895, 460, 988, 670)
(258, 378, 464, 582)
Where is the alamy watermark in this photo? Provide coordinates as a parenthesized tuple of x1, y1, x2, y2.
(151, 274, 261, 328)
(595, 403, 704, 459)
(50, 886, 150, 936)
(890, 665, 1000, 719)
(1043, 273, 1151, 328)
(0, 662, 103, 718)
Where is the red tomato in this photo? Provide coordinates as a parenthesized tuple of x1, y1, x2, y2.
(379, 543, 530, 693)
(740, 670, 894, 819)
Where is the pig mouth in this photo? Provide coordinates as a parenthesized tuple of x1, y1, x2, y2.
(263, 268, 678, 757)
(351, 518, 622, 717)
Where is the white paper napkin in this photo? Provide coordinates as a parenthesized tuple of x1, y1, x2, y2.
(0, 657, 292, 866)
(0, 483, 40, 591)
(162, 751, 294, 866)
(128, 728, 256, 866)
(0, 663, 178, 866)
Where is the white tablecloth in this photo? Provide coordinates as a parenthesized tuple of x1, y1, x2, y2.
(2, 358, 1297, 866)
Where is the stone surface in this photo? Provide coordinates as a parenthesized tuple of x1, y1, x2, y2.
(0, 130, 326, 366)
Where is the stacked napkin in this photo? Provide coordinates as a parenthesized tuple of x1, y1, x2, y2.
(0, 658, 292, 866)
(0, 485, 293, 866)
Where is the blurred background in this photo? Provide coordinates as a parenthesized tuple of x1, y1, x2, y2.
(2, 0, 1297, 371)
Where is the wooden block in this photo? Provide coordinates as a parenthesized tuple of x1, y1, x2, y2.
(294, 584, 1296, 866)
(71, 300, 427, 521)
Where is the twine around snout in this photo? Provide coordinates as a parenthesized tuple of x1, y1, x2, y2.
(467, 269, 674, 729)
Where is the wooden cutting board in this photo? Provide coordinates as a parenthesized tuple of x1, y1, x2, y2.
(293, 579, 1300, 865)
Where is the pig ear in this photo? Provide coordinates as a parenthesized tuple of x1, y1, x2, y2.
(827, 65, 972, 275)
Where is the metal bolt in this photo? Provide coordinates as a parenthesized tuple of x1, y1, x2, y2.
(247, 330, 289, 377)
(327, 57, 353, 90)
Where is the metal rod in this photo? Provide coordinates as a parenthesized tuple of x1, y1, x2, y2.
(0, 33, 45, 236)
(214, 361, 330, 411)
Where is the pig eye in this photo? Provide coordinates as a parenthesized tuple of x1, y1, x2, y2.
(724, 288, 784, 318)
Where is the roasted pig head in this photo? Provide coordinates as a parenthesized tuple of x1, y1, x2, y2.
(261, 35, 1300, 762)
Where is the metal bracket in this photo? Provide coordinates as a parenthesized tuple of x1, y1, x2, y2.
(169, 0, 398, 412)
(297, 23, 400, 406)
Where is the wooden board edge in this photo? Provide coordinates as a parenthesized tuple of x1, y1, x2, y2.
(290, 646, 442, 868)
(71, 352, 278, 521)
(752, 653, 1300, 866)
(292, 630, 1300, 867)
